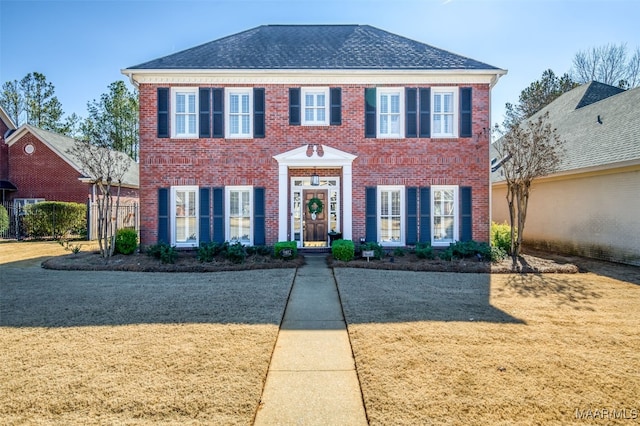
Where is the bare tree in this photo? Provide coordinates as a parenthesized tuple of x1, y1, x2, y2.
(493, 112, 565, 260)
(571, 43, 640, 88)
(67, 140, 131, 259)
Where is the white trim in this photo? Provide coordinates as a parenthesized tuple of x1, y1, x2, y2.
(225, 88, 253, 138)
(431, 185, 459, 247)
(377, 185, 405, 246)
(301, 87, 330, 126)
(225, 185, 254, 245)
(170, 87, 199, 138)
(431, 87, 459, 138)
(170, 185, 199, 248)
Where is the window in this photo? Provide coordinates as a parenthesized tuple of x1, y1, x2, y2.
(226, 186, 253, 244)
(14, 198, 44, 215)
(377, 88, 403, 138)
(171, 88, 198, 138)
(301, 87, 329, 125)
(378, 186, 405, 245)
(171, 186, 198, 247)
(226, 88, 253, 138)
(432, 88, 458, 138)
(432, 185, 458, 245)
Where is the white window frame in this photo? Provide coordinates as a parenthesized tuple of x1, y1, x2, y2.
(301, 87, 329, 126)
(377, 88, 404, 138)
(171, 87, 198, 139)
(431, 185, 459, 247)
(225, 88, 253, 138)
(14, 198, 45, 215)
(377, 185, 405, 246)
(170, 185, 199, 248)
(431, 87, 458, 138)
(225, 185, 253, 245)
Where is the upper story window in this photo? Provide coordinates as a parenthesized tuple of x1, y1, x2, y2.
(226, 88, 253, 138)
(171, 88, 198, 138)
(377, 88, 404, 138)
(432, 88, 459, 138)
(302, 87, 329, 125)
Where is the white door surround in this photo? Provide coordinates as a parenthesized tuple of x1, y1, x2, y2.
(273, 144, 357, 243)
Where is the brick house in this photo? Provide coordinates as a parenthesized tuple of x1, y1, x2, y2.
(122, 25, 505, 249)
(2, 123, 139, 208)
(0, 105, 18, 203)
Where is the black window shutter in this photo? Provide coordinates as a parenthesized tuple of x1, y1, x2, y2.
(253, 187, 265, 245)
(419, 187, 431, 243)
(289, 88, 300, 125)
(364, 88, 376, 138)
(405, 88, 417, 138)
(419, 88, 430, 138)
(199, 88, 211, 138)
(158, 188, 170, 244)
(460, 186, 472, 241)
(212, 187, 225, 243)
(253, 88, 265, 138)
(212, 88, 224, 138)
(406, 187, 418, 244)
(460, 87, 472, 138)
(365, 187, 377, 242)
(157, 88, 169, 138)
(330, 87, 342, 125)
(199, 187, 211, 243)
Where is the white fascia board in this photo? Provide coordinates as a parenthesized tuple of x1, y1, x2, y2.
(121, 68, 507, 86)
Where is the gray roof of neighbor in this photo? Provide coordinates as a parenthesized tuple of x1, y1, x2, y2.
(9, 125, 139, 188)
(127, 24, 502, 71)
(492, 81, 640, 181)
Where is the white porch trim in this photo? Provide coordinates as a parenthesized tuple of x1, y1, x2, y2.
(273, 144, 357, 242)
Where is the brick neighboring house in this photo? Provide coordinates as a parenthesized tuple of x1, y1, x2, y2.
(122, 24, 506, 250)
(0, 106, 18, 202)
(2, 123, 139, 208)
(492, 82, 640, 266)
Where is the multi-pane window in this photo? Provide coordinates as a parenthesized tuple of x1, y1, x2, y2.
(378, 89, 403, 137)
(379, 186, 404, 245)
(432, 186, 458, 245)
(172, 186, 198, 247)
(432, 88, 457, 137)
(302, 88, 329, 125)
(227, 89, 252, 138)
(227, 186, 252, 244)
(172, 88, 198, 138)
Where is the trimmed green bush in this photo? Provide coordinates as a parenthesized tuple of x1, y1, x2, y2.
(332, 239, 355, 261)
(197, 241, 228, 262)
(415, 242, 435, 259)
(115, 228, 138, 254)
(393, 247, 407, 257)
(0, 205, 8, 234)
(438, 240, 507, 263)
(359, 241, 384, 260)
(491, 221, 514, 254)
(22, 201, 85, 238)
(274, 241, 297, 259)
(224, 241, 246, 264)
(146, 242, 177, 264)
(246, 245, 272, 256)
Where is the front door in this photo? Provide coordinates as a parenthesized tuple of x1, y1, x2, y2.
(304, 189, 327, 247)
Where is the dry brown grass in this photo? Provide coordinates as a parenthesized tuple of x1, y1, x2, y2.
(336, 270, 640, 425)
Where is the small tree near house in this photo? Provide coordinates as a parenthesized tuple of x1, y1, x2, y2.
(67, 140, 131, 259)
(493, 111, 565, 260)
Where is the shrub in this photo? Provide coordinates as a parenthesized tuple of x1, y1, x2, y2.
(22, 201, 85, 238)
(359, 241, 384, 260)
(115, 228, 138, 255)
(414, 242, 435, 259)
(332, 239, 355, 261)
(197, 241, 228, 262)
(274, 241, 298, 259)
(393, 247, 406, 257)
(146, 242, 177, 264)
(224, 241, 246, 264)
(491, 221, 514, 254)
(0, 205, 8, 234)
(246, 245, 272, 256)
(438, 240, 507, 263)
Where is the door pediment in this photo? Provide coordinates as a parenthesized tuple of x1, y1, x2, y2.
(273, 144, 357, 167)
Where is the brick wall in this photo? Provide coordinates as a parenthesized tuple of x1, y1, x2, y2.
(138, 83, 491, 246)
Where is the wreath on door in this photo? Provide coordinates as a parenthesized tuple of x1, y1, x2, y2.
(307, 197, 324, 215)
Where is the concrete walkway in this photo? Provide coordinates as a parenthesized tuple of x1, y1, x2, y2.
(254, 255, 368, 425)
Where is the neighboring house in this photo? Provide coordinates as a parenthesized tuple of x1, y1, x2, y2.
(0, 105, 18, 203)
(3, 124, 139, 208)
(491, 81, 640, 266)
(122, 24, 506, 249)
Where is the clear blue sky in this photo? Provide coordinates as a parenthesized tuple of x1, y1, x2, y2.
(1, 0, 639, 127)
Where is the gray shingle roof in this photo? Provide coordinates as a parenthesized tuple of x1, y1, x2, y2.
(492, 81, 640, 180)
(127, 24, 501, 71)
